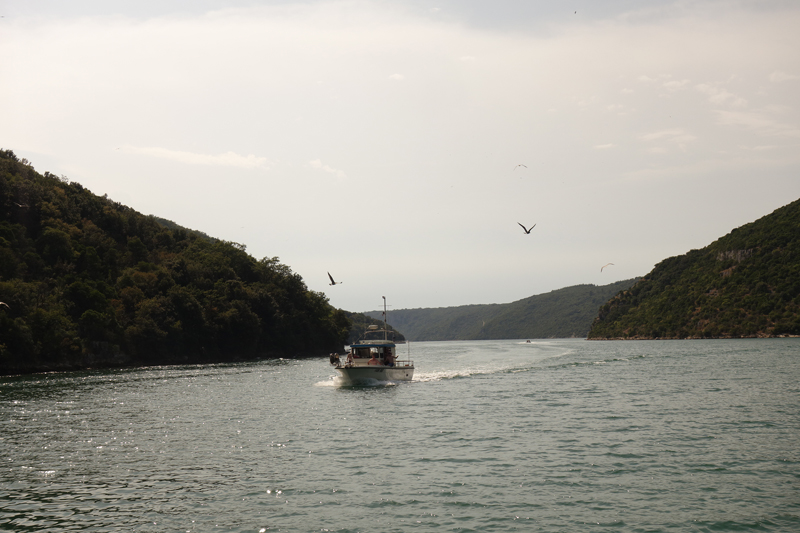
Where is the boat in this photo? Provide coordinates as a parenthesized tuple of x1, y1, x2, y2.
(329, 298, 414, 384)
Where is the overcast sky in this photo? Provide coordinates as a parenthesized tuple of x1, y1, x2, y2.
(2, 0, 799, 313)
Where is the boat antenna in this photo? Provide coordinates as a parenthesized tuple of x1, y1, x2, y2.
(382, 296, 387, 340)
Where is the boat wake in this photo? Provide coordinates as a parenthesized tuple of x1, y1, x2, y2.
(414, 348, 575, 382)
(414, 368, 493, 382)
(415, 364, 533, 382)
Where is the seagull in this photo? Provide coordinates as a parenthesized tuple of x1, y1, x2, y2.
(518, 222, 536, 234)
(513, 164, 527, 170)
(13, 202, 28, 208)
(0, 302, 9, 309)
(327, 272, 342, 286)
(601, 263, 614, 272)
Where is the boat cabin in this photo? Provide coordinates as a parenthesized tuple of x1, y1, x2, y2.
(346, 340, 396, 367)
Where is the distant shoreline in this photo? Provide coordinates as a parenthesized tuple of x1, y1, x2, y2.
(588, 334, 800, 341)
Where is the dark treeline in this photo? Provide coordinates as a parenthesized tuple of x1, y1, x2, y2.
(589, 197, 800, 339)
(0, 150, 350, 374)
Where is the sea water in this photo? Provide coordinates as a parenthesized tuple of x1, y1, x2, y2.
(1, 338, 798, 532)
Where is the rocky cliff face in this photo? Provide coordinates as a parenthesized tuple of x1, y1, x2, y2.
(716, 249, 754, 262)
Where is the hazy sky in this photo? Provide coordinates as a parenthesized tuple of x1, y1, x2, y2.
(2, 0, 799, 313)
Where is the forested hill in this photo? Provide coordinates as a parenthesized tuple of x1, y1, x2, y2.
(0, 150, 350, 374)
(588, 198, 800, 340)
(365, 279, 638, 341)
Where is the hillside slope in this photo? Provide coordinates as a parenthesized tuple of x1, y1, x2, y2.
(588, 198, 800, 339)
(366, 279, 638, 341)
(0, 150, 350, 373)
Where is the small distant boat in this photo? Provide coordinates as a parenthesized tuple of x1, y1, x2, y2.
(329, 298, 414, 384)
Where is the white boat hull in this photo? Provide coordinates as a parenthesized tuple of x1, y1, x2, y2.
(335, 365, 414, 384)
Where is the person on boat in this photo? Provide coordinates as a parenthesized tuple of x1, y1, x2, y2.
(384, 351, 395, 367)
(368, 354, 379, 365)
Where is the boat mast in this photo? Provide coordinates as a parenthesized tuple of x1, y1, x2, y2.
(382, 296, 387, 341)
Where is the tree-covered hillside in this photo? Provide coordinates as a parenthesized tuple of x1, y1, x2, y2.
(0, 150, 350, 374)
(366, 279, 638, 341)
(588, 198, 800, 339)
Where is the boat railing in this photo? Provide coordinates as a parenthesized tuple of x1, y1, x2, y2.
(334, 356, 413, 368)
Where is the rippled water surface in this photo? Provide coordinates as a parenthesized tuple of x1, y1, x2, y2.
(1, 338, 799, 532)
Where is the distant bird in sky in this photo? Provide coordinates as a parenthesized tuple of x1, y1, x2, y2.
(601, 263, 614, 272)
(513, 164, 527, 170)
(518, 223, 536, 234)
(327, 272, 342, 286)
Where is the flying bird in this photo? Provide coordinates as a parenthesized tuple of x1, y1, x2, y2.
(327, 272, 342, 286)
(13, 202, 28, 208)
(518, 223, 536, 234)
(513, 164, 527, 170)
(601, 263, 615, 272)
(0, 302, 9, 309)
